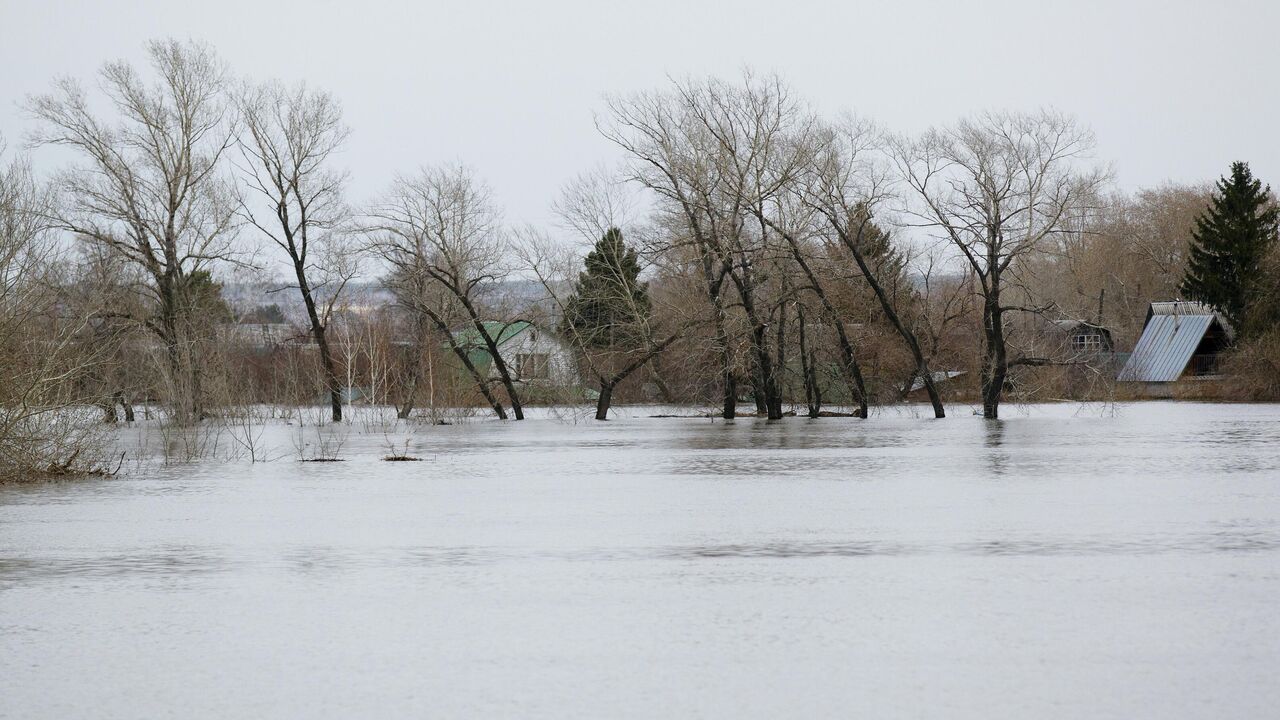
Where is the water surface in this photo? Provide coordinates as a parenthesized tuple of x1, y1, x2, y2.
(3, 402, 1279, 718)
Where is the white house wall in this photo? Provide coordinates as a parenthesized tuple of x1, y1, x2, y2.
(492, 329, 580, 386)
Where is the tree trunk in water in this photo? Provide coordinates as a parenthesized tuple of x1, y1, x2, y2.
(648, 363, 675, 403)
(449, 344, 506, 420)
(295, 261, 343, 423)
(752, 370, 768, 415)
(805, 352, 821, 418)
(418, 304, 507, 420)
(982, 377, 1002, 419)
(117, 392, 135, 422)
(833, 324, 869, 419)
(701, 254, 735, 420)
(316, 328, 343, 423)
(737, 274, 783, 421)
(721, 372, 737, 419)
(775, 231, 867, 419)
(834, 221, 945, 419)
(797, 307, 820, 418)
(462, 310, 523, 420)
(919, 368, 946, 419)
(981, 288, 1007, 419)
(595, 382, 614, 421)
(743, 317, 779, 419)
(899, 370, 917, 400)
(757, 349, 783, 420)
(590, 330, 687, 421)
(476, 382, 507, 421)
(772, 298, 787, 420)
(711, 305, 735, 419)
(396, 371, 417, 420)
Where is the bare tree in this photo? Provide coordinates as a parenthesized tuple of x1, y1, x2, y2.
(366, 165, 524, 419)
(892, 110, 1108, 418)
(601, 84, 740, 417)
(68, 245, 152, 423)
(911, 247, 977, 397)
(551, 164, 637, 244)
(760, 205, 870, 418)
(27, 39, 239, 424)
(733, 127, 873, 417)
(0, 144, 113, 479)
(601, 72, 823, 419)
(237, 80, 355, 422)
(798, 119, 946, 417)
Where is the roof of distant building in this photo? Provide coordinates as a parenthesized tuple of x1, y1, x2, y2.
(1117, 302, 1232, 382)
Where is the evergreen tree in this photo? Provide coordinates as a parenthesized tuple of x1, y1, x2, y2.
(849, 204, 906, 280)
(1181, 162, 1279, 335)
(563, 228, 650, 349)
(179, 270, 234, 325)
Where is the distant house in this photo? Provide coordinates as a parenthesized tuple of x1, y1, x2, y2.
(1050, 320, 1115, 356)
(450, 321, 578, 386)
(1117, 301, 1234, 390)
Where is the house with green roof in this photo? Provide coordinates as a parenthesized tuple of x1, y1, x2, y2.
(449, 321, 579, 386)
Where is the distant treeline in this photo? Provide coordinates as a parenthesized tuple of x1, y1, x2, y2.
(3, 39, 1279, 479)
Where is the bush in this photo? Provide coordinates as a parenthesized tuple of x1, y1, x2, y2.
(1223, 328, 1280, 400)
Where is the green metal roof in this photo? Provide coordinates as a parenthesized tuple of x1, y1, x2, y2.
(449, 321, 532, 371)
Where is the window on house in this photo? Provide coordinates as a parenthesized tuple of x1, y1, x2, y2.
(516, 353, 550, 380)
(1071, 333, 1102, 352)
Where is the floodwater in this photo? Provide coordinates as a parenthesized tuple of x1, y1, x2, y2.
(2, 402, 1279, 718)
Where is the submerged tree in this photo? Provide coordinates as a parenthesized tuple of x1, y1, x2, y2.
(791, 119, 944, 416)
(237, 80, 356, 422)
(367, 165, 524, 419)
(1181, 161, 1279, 337)
(0, 145, 112, 479)
(602, 73, 823, 420)
(27, 39, 239, 424)
(894, 110, 1107, 419)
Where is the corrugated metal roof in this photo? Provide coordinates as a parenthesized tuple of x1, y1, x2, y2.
(1150, 300, 1214, 316)
(1117, 313, 1213, 382)
(1148, 301, 1235, 340)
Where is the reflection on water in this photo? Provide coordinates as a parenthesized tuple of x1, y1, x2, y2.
(7, 529, 1277, 586)
(0, 546, 226, 586)
(983, 420, 1010, 476)
(3, 402, 1280, 718)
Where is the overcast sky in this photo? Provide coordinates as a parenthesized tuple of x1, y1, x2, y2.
(3, 0, 1278, 232)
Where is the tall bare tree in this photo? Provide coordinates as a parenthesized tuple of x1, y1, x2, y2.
(601, 84, 739, 417)
(237, 80, 355, 422)
(892, 110, 1108, 418)
(27, 39, 239, 424)
(0, 144, 111, 479)
(602, 72, 826, 419)
(800, 119, 946, 417)
(366, 165, 524, 419)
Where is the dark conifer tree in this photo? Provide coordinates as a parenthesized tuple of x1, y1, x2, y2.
(563, 228, 650, 349)
(1181, 162, 1279, 335)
